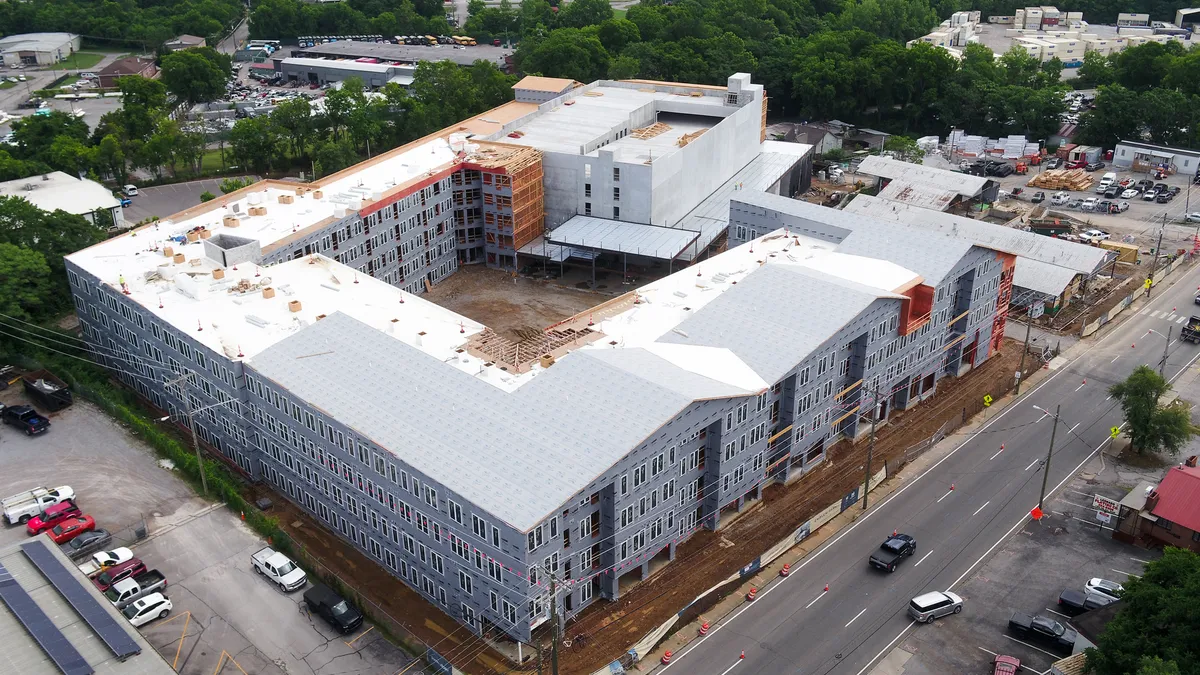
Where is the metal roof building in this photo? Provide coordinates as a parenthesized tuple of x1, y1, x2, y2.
(291, 40, 511, 69)
(0, 172, 124, 227)
(0, 538, 173, 675)
(0, 33, 80, 67)
(856, 155, 1000, 209)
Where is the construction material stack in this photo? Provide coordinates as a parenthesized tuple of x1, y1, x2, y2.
(1027, 169, 1092, 191)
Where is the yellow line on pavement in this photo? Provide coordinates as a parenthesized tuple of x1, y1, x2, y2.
(344, 625, 375, 647)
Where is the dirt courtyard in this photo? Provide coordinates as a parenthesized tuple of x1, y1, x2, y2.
(423, 266, 610, 340)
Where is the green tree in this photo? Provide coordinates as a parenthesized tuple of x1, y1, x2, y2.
(608, 55, 641, 79)
(160, 47, 232, 105)
(1076, 50, 1116, 89)
(0, 148, 50, 182)
(1163, 50, 1200, 97)
(270, 97, 314, 159)
(311, 138, 359, 177)
(219, 176, 255, 193)
(883, 135, 923, 162)
(1113, 41, 1184, 91)
(1108, 365, 1197, 455)
(0, 196, 105, 284)
(95, 134, 127, 183)
(229, 117, 281, 173)
(516, 28, 611, 82)
(1086, 548, 1200, 675)
(1076, 85, 1144, 150)
(0, 243, 54, 321)
(1139, 88, 1192, 147)
(199, 191, 216, 202)
(558, 0, 612, 28)
(9, 112, 89, 165)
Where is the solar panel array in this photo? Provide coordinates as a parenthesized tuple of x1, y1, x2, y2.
(21, 541, 142, 661)
(0, 559, 93, 675)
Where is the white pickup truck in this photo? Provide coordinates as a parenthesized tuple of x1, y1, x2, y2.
(102, 570, 167, 609)
(251, 546, 307, 592)
(2, 486, 75, 525)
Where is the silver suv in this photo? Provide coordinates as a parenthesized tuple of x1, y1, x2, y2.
(908, 591, 963, 623)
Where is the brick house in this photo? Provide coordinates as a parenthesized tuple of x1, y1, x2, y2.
(97, 56, 158, 88)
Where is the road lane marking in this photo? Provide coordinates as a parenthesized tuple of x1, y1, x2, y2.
(717, 659, 743, 675)
(1068, 422, 1080, 434)
(989, 447, 1005, 460)
(805, 592, 825, 609)
(1074, 382, 1086, 392)
(1111, 355, 1120, 362)
(1152, 311, 1162, 318)
(1026, 459, 1041, 471)
(1045, 608, 1070, 618)
(1168, 314, 1177, 321)
(1105, 395, 1112, 401)
(1002, 634, 1063, 659)
(845, 608, 867, 628)
(1132, 557, 1153, 564)
(1036, 411, 1049, 423)
(937, 489, 954, 503)
(666, 357, 1080, 674)
(1178, 317, 1187, 325)
(1111, 568, 1142, 579)
(914, 550, 933, 566)
(973, 501, 990, 516)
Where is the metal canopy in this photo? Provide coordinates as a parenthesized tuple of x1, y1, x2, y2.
(548, 216, 700, 260)
(0, 559, 93, 675)
(21, 541, 141, 661)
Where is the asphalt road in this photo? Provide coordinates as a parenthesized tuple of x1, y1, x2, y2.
(659, 261, 1200, 675)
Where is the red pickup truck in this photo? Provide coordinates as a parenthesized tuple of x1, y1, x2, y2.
(26, 500, 82, 535)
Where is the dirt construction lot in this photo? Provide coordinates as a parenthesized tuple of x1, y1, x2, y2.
(423, 265, 609, 340)
(0, 386, 416, 675)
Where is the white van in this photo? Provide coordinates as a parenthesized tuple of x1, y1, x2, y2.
(1101, 172, 1117, 183)
(908, 591, 963, 623)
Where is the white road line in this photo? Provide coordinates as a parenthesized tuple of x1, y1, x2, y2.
(1105, 395, 1112, 401)
(1068, 422, 1080, 434)
(1002, 634, 1063, 659)
(846, 608, 867, 628)
(717, 659, 742, 675)
(1151, 310, 1162, 318)
(1110, 355, 1120, 362)
(989, 447, 1005, 460)
(805, 592, 825, 609)
(1132, 557, 1153, 564)
(668, 361, 1080, 674)
(937, 489, 955, 503)
(1168, 313, 1177, 321)
(914, 550, 933, 566)
(854, 621, 916, 675)
(1026, 458, 1041, 471)
(1074, 382, 1086, 392)
(973, 501, 990, 516)
(1045, 608, 1070, 618)
(1111, 568, 1142, 579)
(1178, 317, 1187, 325)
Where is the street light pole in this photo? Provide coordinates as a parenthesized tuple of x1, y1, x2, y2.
(1016, 310, 1033, 396)
(1148, 327, 1172, 378)
(1148, 221, 1165, 299)
(1038, 404, 1060, 510)
(166, 372, 208, 496)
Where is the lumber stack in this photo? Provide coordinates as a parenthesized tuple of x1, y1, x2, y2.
(1026, 169, 1093, 190)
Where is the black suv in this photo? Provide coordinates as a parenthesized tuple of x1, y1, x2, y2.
(304, 583, 364, 633)
(1085, 161, 1105, 171)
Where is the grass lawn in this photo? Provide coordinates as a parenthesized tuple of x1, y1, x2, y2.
(0, 80, 15, 90)
(199, 148, 227, 172)
(52, 52, 105, 71)
(613, 7, 627, 18)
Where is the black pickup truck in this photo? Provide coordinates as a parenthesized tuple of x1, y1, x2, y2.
(1, 404, 50, 435)
(869, 534, 916, 572)
(1057, 589, 1116, 617)
(1008, 612, 1078, 654)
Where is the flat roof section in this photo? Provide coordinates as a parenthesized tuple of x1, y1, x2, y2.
(294, 41, 511, 68)
(0, 172, 120, 218)
(857, 155, 990, 198)
(548, 216, 700, 259)
(876, 179, 958, 211)
(514, 76, 578, 93)
(281, 57, 400, 74)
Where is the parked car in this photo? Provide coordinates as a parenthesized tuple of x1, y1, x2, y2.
(1114, 201, 1130, 213)
(1103, 185, 1121, 198)
(25, 500, 82, 535)
(1187, 213, 1200, 223)
(1067, 160, 1087, 169)
(80, 547, 136, 578)
(1, 404, 50, 436)
(1085, 161, 1105, 171)
(869, 534, 917, 572)
(1143, 189, 1159, 201)
(1154, 183, 1169, 193)
(1121, 188, 1141, 199)
(303, 582, 364, 633)
(1081, 198, 1098, 211)
(1080, 229, 1110, 242)
(3, 486, 74, 525)
(1169, 186, 1181, 195)
(103, 570, 167, 609)
(1085, 578, 1124, 600)
(1157, 192, 1175, 203)
(1135, 179, 1155, 191)
(251, 546, 307, 592)
(908, 591, 963, 623)
(122, 592, 173, 628)
(93, 558, 149, 592)
(60, 529, 113, 561)
(1101, 171, 1117, 183)
(1030, 191, 1046, 203)
(1057, 588, 1117, 616)
(1008, 612, 1078, 654)
(1044, 157, 1062, 169)
(1096, 200, 1113, 214)
(1066, 198, 1084, 209)
(48, 515, 95, 544)
(122, 184, 139, 196)
(1050, 191, 1070, 205)
(113, 193, 132, 207)
(993, 655, 1021, 675)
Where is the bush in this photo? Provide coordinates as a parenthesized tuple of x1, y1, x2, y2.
(199, 191, 216, 202)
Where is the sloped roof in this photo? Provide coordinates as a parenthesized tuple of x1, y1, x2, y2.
(99, 56, 155, 76)
(1013, 257, 1081, 298)
(857, 155, 989, 197)
(1150, 465, 1200, 531)
(513, 75, 578, 93)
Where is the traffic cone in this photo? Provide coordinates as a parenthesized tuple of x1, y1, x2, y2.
(746, 587, 757, 601)
(661, 651, 673, 665)
(892, 529, 898, 537)
(699, 622, 710, 635)
(740, 651, 745, 660)
(950, 483, 955, 491)
(824, 583, 829, 592)
(240, 511, 245, 521)
(780, 564, 790, 577)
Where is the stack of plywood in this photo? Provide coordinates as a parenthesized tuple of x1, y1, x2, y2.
(1027, 169, 1092, 190)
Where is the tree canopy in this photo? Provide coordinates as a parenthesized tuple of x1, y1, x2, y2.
(0, 197, 105, 320)
(160, 47, 233, 106)
(1108, 365, 1197, 455)
(0, 0, 242, 51)
(1086, 547, 1200, 675)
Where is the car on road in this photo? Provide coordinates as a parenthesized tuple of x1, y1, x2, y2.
(992, 655, 1021, 675)
(869, 533, 916, 572)
(61, 528, 112, 561)
(122, 184, 139, 196)
(121, 592, 173, 628)
(303, 582, 364, 633)
(1057, 588, 1117, 616)
(48, 515, 95, 544)
(25, 500, 82, 534)
(1085, 161, 1105, 171)
(1085, 577, 1124, 600)
(1187, 213, 1200, 223)
(908, 591, 962, 623)
(1114, 201, 1130, 213)
(1, 404, 50, 435)
(1008, 612, 1078, 654)
(1143, 189, 1159, 201)
(1030, 191, 1046, 203)
(1121, 188, 1141, 199)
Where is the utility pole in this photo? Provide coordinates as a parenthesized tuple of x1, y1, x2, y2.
(1161, 326, 1172, 378)
(862, 384, 878, 510)
(1149, 220, 1164, 299)
(1038, 404, 1059, 510)
(549, 573, 560, 675)
(1016, 312, 1032, 396)
(167, 372, 209, 496)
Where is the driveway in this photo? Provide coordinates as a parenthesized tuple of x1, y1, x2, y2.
(123, 177, 258, 224)
(0, 382, 417, 675)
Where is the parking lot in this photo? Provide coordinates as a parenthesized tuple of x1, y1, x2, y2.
(882, 448, 1165, 674)
(0, 382, 416, 675)
(122, 177, 258, 225)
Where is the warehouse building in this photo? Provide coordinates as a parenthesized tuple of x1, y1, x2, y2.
(0, 32, 80, 67)
(291, 40, 511, 70)
(0, 171, 125, 226)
